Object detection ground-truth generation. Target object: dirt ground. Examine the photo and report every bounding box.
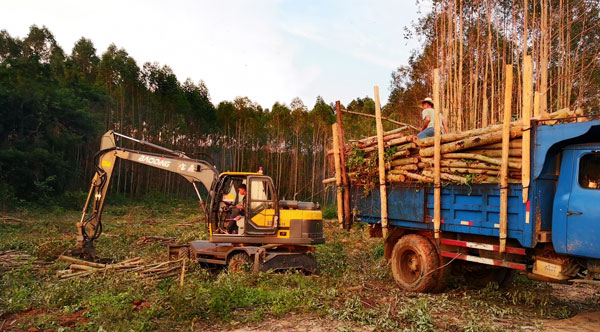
[2,207,600,331]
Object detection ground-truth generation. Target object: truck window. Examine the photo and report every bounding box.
[578,153,600,190]
[249,179,274,212]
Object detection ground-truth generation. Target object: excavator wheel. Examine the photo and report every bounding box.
[228,252,252,273]
[178,247,190,260]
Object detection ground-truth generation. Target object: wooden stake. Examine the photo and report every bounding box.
[522,55,533,203]
[500,64,513,254]
[335,101,352,230]
[374,86,389,238]
[332,123,344,229]
[433,68,442,240]
[533,92,541,117]
[179,258,186,287]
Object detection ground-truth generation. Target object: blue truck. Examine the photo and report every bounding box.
[353,118,600,292]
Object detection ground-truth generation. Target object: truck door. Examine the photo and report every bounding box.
[245,176,278,235]
[566,151,600,257]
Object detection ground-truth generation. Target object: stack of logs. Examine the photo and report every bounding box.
[56,255,184,281]
[325,108,573,186]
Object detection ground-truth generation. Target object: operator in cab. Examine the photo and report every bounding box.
[226,184,246,234]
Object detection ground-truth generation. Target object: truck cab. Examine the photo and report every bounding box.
[553,145,600,258]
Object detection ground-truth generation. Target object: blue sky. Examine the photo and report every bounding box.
[1,0,430,109]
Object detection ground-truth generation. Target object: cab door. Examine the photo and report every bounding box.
[566,150,600,258]
[245,176,278,235]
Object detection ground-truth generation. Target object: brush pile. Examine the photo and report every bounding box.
[56,255,184,281]
[0,250,49,270]
[331,109,573,187]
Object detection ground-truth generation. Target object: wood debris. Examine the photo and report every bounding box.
[56,255,184,281]
[0,250,49,270]
[136,236,177,245]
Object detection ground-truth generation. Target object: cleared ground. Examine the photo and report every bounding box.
[1,200,599,331]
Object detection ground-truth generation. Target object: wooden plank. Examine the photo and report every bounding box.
[331,123,344,229]
[500,64,513,254]
[374,86,388,238]
[522,55,533,203]
[433,68,441,240]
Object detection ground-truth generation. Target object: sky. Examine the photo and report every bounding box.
[1,0,430,109]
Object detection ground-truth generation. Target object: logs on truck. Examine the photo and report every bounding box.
[324,108,577,188]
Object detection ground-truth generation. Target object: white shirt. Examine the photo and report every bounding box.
[422,108,445,131]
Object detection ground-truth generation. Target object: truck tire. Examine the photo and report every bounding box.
[391,234,440,293]
[227,252,252,273]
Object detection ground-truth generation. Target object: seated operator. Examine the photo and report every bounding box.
[226,184,247,234]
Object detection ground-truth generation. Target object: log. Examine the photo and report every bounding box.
[387,174,406,182]
[463,148,522,158]
[419,125,522,157]
[390,157,420,167]
[374,86,389,237]
[396,170,433,183]
[322,177,336,185]
[479,139,523,149]
[422,159,501,170]
[440,153,522,169]
[357,132,404,148]
[433,68,441,240]
[424,167,500,176]
[416,121,521,147]
[362,137,416,153]
[336,101,352,230]
[331,123,344,228]
[499,64,513,253]
[391,164,418,171]
[423,170,468,184]
[59,255,106,268]
[522,55,533,203]
[390,150,410,159]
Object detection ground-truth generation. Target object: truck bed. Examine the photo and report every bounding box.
[352,183,535,248]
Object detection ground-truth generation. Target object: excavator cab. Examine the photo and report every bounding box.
[209,172,325,245]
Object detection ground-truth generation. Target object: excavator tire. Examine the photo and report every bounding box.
[228,252,252,273]
[178,247,190,260]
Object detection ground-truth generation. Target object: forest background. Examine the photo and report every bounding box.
[1,0,599,209]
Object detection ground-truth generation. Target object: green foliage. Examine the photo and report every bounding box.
[322,206,337,219]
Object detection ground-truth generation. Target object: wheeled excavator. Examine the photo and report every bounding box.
[75,131,324,273]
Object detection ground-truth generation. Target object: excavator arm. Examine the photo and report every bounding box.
[75,131,218,258]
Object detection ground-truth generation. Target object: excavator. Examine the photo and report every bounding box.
[74,131,325,273]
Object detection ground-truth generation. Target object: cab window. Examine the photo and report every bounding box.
[579,153,600,190]
[249,179,274,212]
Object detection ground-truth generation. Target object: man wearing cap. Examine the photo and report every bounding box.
[417,97,449,139]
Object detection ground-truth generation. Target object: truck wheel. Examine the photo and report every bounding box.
[228,252,252,273]
[464,267,507,288]
[391,234,440,293]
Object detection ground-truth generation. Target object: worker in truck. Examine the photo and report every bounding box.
[417,97,449,139]
[226,184,247,234]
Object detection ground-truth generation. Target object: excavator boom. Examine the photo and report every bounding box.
[76,131,218,258]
